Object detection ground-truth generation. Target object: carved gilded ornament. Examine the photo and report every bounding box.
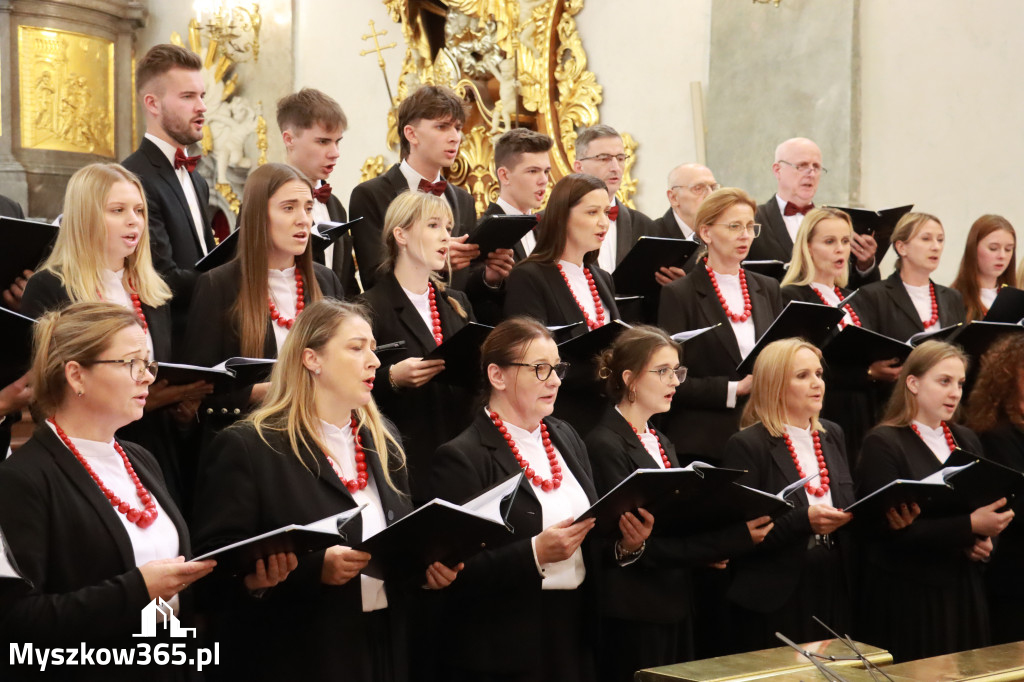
[18,26,115,157]
[367,0,638,210]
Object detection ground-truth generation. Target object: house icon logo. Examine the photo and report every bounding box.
[132,597,196,638]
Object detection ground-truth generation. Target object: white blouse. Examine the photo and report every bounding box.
[615,407,665,469]
[101,269,155,360]
[268,267,300,352]
[981,287,998,312]
[715,270,756,358]
[903,281,937,329]
[400,284,434,337]
[558,260,607,327]
[912,420,952,464]
[785,424,834,508]
[810,282,855,328]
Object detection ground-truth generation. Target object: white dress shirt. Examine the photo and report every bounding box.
[144,133,208,256]
[903,281,937,329]
[785,424,833,507]
[775,194,806,245]
[400,159,442,192]
[981,287,998,311]
[597,203,619,273]
[912,421,952,464]
[497,197,536,256]
[712,268,756,407]
[558,260,607,327]
[615,406,666,469]
[268,267,300,352]
[672,210,697,241]
[400,283,434,336]
[810,282,855,328]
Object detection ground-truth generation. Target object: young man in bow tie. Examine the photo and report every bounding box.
[751,136,878,287]
[122,43,216,342]
[277,88,358,296]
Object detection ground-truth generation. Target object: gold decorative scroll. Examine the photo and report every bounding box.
[18,26,115,157]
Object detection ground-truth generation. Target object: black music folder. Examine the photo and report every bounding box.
[612,236,700,297]
[908,321,1024,360]
[466,214,537,258]
[0,306,35,388]
[211,357,277,386]
[557,319,631,384]
[983,286,1024,323]
[822,324,913,368]
[741,260,787,280]
[0,217,59,291]
[356,472,523,581]
[736,301,846,375]
[194,507,365,577]
[576,462,742,535]
[195,229,239,272]
[153,362,237,393]
[423,321,494,387]
[827,204,914,263]
[310,217,362,260]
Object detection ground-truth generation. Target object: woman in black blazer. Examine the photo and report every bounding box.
[431,318,652,682]
[360,189,476,504]
[658,187,784,461]
[192,299,458,681]
[965,334,1024,644]
[856,341,1014,661]
[585,326,767,678]
[184,163,343,434]
[950,214,1017,323]
[722,338,856,652]
[21,162,211,508]
[0,303,214,680]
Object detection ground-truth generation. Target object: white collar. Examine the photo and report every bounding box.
[496,196,527,216]
[145,132,196,168]
[400,158,442,190]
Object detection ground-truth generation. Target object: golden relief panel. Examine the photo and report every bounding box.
[18,26,115,157]
[374,0,639,212]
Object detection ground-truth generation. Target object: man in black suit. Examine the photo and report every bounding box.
[122,44,216,345]
[652,163,718,275]
[349,85,511,291]
[573,124,683,285]
[751,137,878,288]
[277,88,358,296]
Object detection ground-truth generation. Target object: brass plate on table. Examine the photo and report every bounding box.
[18,25,115,157]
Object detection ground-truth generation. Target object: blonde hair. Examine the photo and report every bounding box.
[781,207,854,288]
[740,338,826,437]
[881,341,967,427]
[380,190,467,319]
[891,212,943,272]
[40,163,171,307]
[248,299,405,492]
[30,302,141,418]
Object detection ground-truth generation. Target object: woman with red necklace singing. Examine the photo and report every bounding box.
[21,163,212,508]
[657,187,784,461]
[585,326,772,678]
[192,299,459,681]
[950,214,1017,323]
[360,190,475,505]
[0,302,215,678]
[722,338,855,652]
[184,163,343,436]
[856,341,1014,661]
[431,318,652,682]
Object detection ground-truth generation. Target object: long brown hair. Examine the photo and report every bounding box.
[232,162,323,357]
[523,173,607,267]
[951,215,1017,322]
[965,334,1024,433]
[881,341,967,427]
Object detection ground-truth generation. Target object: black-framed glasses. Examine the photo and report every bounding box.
[89,358,158,381]
[507,362,570,381]
[671,183,720,197]
[649,366,687,384]
[577,153,630,165]
[778,159,828,175]
[709,222,761,237]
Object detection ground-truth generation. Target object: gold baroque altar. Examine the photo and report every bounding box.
[373,0,639,213]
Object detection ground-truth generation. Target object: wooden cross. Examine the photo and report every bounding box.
[360,19,397,104]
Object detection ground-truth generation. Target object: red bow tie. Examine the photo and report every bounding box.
[418,178,448,196]
[173,148,201,173]
[312,183,333,204]
[607,204,619,222]
[783,201,814,217]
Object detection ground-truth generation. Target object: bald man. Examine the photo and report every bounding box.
[654,163,719,242]
[750,137,877,287]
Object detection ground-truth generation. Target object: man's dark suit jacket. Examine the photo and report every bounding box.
[752,195,879,289]
[0,193,25,219]
[651,207,703,274]
[348,162,476,291]
[611,199,661,266]
[320,193,360,297]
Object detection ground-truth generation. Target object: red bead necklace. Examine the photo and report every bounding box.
[268,270,305,330]
[427,282,444,345]
[323,413,369,493]
[784,429,830,497]
[630,424,672,469]
[705,259,752,323]
[489,411,562,491]
[918,282,939,329]
[909,421,957,453]
[97,278,148,332]
[48,418,159,528]
[811,285,861,328]
[557,263,606,330]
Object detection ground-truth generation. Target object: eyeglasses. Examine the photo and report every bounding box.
[89,358,159,381]
[577,153,630,165]
[708,222,761,237]
[671,183,720,197]
[649,366,688,384]
[507,362,570,381]
[777,159,828,176]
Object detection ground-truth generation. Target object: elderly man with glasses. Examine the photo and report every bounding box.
[751,137,878,288]
[656,163,720,242]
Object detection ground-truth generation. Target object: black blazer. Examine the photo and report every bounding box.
[191,421,413,680]
[611,200,660,266]
[348,163,477,291]
[854,271,966,342]
[856,424,982,586]
[359,272,475,503]
[585,408,752,624]
[320,192,360,297]
[0,427,191,647]
[504,260,620,339]
[722,420,856,613]
[430,411,598,675]
[0,193,25,219]
[657,265,784,460]
[122,139,216,323]
[977,424,1024,599]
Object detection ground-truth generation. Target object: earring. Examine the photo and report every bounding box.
[627,388,637,403]
[77,390,84,397]
[314,368,321,376]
